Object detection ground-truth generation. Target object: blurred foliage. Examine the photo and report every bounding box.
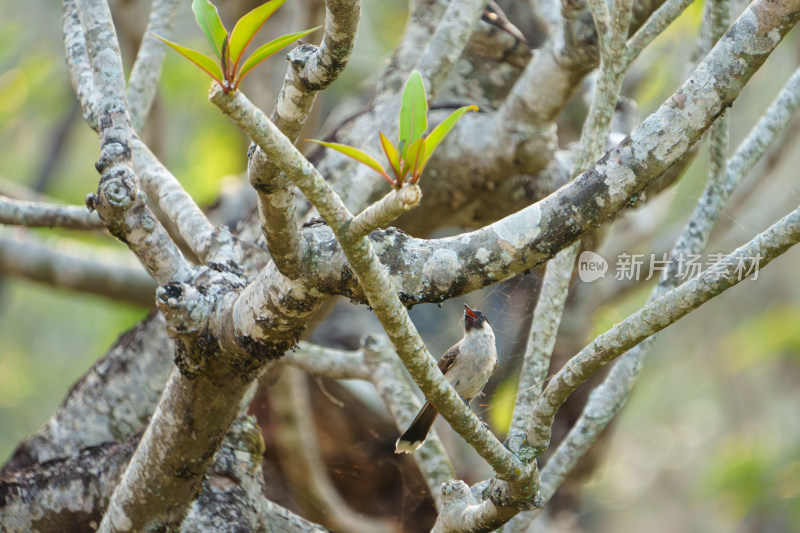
[486,374,519,438]
[718,306,800,371]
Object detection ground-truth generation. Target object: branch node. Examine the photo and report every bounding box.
[85,193,96,212]
[98,166,137,210]
[96,141,130,172]
[441,480,474,504]
[287,43,317,70]
[156,281,210,335]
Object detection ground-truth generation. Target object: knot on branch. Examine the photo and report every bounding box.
[157,282,211,335]
[440,480,474,504]
[287,43,318,71]
[97,165,138,210]
[288,43,341,92]
[95,140,130,172]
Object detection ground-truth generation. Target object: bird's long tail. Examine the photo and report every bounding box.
[395,402,438,454]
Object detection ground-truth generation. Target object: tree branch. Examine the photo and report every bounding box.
[285,340,371,380]
[271,367,395,533]
[415,0,486,92]
[0,196,104,230]
[212,88,527,483]
[537,61,800,506]
[73,0,191,284]
[63,0,97,128]
[127,0,180,132]
[496,0,597,128]
[0,230,156,306]
[0,417,329,533]
[132,137,240,271]
[625,0,696,66]
[248,0,360,279]
[348,185,422,239]
[527,202,800,454]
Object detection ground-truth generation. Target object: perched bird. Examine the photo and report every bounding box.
[395,304,498,454]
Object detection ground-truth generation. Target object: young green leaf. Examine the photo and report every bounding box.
[405,137,427,183]
[399,70,428,160]
[420,105,478,169]
[153,35,224,86]
[192,0,228,58]
[236,27,320,87]
[379,132,403,181]
[229,0,290,71]
[307,140,394,186]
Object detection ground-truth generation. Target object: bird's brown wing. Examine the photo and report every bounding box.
[438,344,459,376]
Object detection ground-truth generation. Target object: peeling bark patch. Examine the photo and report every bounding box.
[600,156,637,204]
[493,204,541,248]
[423,249,460,291]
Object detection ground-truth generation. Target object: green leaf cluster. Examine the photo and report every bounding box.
[308,70,478,189]
[155,0,318,92]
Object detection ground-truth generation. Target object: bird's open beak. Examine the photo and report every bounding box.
[464,304,479,325]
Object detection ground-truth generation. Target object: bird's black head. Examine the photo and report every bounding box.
[464,304,488,332]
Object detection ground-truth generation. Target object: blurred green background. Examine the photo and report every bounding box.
[1,1,799,531]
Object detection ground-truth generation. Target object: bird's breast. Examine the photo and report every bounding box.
[447,333,497,400]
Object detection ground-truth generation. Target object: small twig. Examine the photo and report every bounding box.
[132,138,239,270]
[127,0,180,131]
[348,185,422,239]
[0,196,104,230]
[625,0,696,66]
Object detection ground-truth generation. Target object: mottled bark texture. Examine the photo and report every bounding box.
[0,418,328,533]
